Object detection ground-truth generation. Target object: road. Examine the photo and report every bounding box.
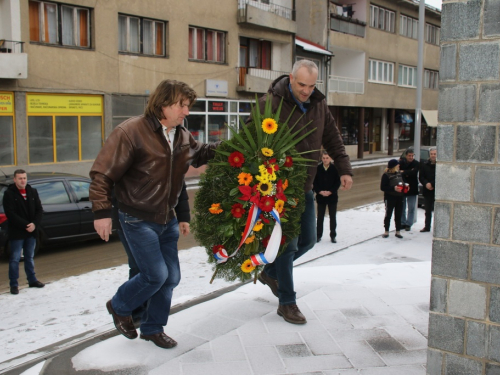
[0,164,386,294]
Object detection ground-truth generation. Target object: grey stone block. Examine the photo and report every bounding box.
[431,240,469,279]
[437,125,454,162]
[467,321,488,358]
[430,277,448,313]
[438,84,476,123]
[489,325,500,362]
[448,280,487,319]
[452,204,491,243]
[490,287,500,323]
[494,209,500,245]
[440,44,457,81]
[435,164,471,202]
[486,363,500,375]
[476,167,500,204]
[472,245,500,284]
[434,202,451,239]
[444,353,483,375]
[428,313,465,353]
[480,84,500,122]
[484,0,500,36]
[427,349,444,375]
[457,126,496,163]
[441,0,481,41]
[459,43,500,81]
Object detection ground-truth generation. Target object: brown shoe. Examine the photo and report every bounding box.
[258,271,279,298]
[140,332,177,349]
[277,304,307,324]
[106,300,137,340]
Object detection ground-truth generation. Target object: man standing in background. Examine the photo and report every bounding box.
[399,149,420,231]
[419,148,437,232]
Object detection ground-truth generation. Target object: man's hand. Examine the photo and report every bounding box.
[179,222,190,236]
[340,175,353,191]
[26,223,36,233]
[320,191,332,197]
[426,182,434,190]
[94,218,113,242]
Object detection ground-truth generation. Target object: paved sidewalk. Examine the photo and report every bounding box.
[9,223,432,375]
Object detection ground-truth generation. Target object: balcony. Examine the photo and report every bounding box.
[237,67,287,94]
[0,40,27,79]
[329,75,364,94]
[237,0,296,34]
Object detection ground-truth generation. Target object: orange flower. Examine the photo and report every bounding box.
[238,172,253,186]
[241,259,255,273]
[275,199,284,213]
[283,179,289,190]
[262,118,278,134]
[244,235,255,244]
[209,203,223,214]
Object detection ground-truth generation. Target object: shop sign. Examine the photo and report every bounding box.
[27,94,102,113]
[0,93,14,114]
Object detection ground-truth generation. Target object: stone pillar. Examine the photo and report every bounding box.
[426,0,500,374]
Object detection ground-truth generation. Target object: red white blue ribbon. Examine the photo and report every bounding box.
[213,248,229,263]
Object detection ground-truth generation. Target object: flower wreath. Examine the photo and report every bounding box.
[191,97,316,282]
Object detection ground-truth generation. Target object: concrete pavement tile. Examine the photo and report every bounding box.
[301,289,338,303]
[314,309,354,330]
[265,318,325,333]
[414,323,429,338]
[361,298,397,316]
[377,287,430,307]
[282,354,352,372]
[211,334,247,362]
[383,325,428,350]
[185,314,242,340]
[181,360,252,375]
[237,318,269,335]
[354,365,425,374]
[337,341,385,367]
[276,343,312,358]
[217,299,274,322]
[245,345,286,375]
[305,298,354,310]
[377,349,427,366]
[148,358,182,375]
[329,328,390,342]
[301,330,343,355]
[391,304,429,326]
[323,370,360,374]
[323,288,377,303]
[348,315,408,329]
[178,348,214,363]
[340,307,371,318]
[240,331,303,347]
[295,301,319,321]
[366,337,406,352]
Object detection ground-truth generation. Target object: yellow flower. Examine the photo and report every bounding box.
[253,220,264,232]
[275,199,284,213]
[255,173,270,183]
[238,172,253,186]
[261,147,274,157]
[262,118,278,134]
[268,171,277,181]
[244,235,255,244]
[257,182,273,196]
[209,203,223,214]
[241,259,255,273]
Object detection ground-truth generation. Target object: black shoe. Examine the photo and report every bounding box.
[395,233,403,239]
[405,226,411,231]
[10,286,19,295]
[331,238,337,243]
[258,271,279,298]
[140,332,177,349]
[382,233,389,238]
[29,281,45,288]
[316,238,321,243]
[420,228,431,232]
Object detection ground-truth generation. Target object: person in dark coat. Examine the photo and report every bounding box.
[399,149,420,231]
[3,169,45,295]
[419,147,437,232]
[313,151,341,243]
[380,159,404,239]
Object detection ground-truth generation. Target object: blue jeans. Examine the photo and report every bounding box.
[9,236,37,287]
[263,190,316,305]
[401,195,417,227]
[113,211,181,336]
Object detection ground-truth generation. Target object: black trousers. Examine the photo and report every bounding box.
[424,195,435,229]
[384,196,403,231]
[316,201,338,240]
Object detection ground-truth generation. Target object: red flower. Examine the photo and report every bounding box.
[259,213,270,224]
[276,180,287,202]
[228,151,245,168]
[231,203,245,218]
[238,185,252,201]
[212,244,224,254]
[280,236,286,245]
[259,196,275,212]
[284,156,293,168]
[262,235,270,248]
[279,207,286,218]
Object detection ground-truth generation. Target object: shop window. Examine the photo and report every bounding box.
[118,14,166,56]
[341,108,359,146]
[29,0,90,48]
[189,27,226,63]
[0,93,15,166]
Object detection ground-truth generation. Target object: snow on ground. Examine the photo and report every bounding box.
[0,201,425,366]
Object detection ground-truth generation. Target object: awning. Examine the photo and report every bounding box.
[295,37,333,56]
[422,110,438,127]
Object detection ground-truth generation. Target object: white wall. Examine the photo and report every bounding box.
[331,48,365,79]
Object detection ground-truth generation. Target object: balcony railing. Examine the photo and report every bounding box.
[329,75,364,94]
[238,67,287,86]
[0,39,25,53]
[238,0,295,21]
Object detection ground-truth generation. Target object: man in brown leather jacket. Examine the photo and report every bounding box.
[89,80,218,349]
[257,60,353,325]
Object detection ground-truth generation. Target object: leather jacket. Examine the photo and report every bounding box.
[90,115,218,224]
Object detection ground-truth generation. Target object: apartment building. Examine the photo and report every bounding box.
[0,0,295,177]
[296,0,441,159]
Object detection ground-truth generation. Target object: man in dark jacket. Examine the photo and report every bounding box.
[313,152,341,243]
[256,59,353,325]
[90,80,218,349]
[399,149,420,231]
[3,169,45,295]
[419,147,437,232]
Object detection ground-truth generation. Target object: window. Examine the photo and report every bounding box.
[398,64,417,88]
[426,23,440,45]
[0,92,15,166]
[400,15,418,39]
[118,14,166,56]
[189,27,226,63]
[368,59,394,84]
[424,69,439,89]
[33,181,71,204]
[239,37,271,69]
[69,180,90,202]
[369,4,395,33]
[29,1,90,48]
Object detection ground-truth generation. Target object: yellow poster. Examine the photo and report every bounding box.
[27,94,102,114]
[0,92,14,114]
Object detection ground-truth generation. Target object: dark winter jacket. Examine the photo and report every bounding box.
[3,184,43,240]
[313,163,341,204]
[419,159,436,198]
[381,172,404,199]
[257,75,352,192]
[399,159,420,196]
